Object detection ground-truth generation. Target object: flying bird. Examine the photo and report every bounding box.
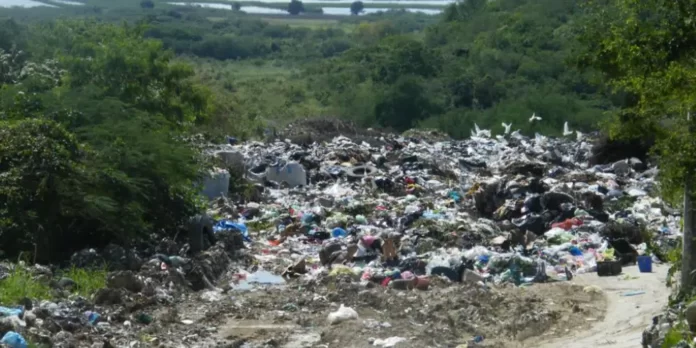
[576,130,585,142]
[529,113,542,123]
[501,122,512,135]
[471,123,491,138]
[563,122,573,136]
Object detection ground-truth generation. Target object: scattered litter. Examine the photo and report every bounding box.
[327,304,359,325]
[621,290,646,297]
[373,336,408,347]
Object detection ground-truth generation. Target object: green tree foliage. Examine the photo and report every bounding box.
[0,119,89,262]
[350,1,364,15]
[576,0,696,293]
[305,0,610,134]
[576,0,696,200]
[0,20,210,262]
[288,0,305,15]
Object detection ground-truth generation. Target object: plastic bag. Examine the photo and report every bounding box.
[327,304,358,325]
[1,331,27,348]
[0,306,23,317]
[214,220,251,242]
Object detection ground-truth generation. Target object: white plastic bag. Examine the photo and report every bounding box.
[327,304,358,325]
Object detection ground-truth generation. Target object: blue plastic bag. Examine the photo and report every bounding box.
[301,213,314,226]
[568,246,583,256]
[448,190,461,202]
[84,311,101,325]
[214,220,252,242]
[332,227,347,238]
[0,306,23,317]
[1,331,28,348]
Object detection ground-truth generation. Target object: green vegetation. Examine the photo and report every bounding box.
[0,19,210,262]
[0,264,107,305]
[0,0,680,260]
[577,0,696,295]
[63,266,108,298]
[0,267,52,305]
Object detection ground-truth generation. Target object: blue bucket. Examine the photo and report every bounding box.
[637,255,653,273]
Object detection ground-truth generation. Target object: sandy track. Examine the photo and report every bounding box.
[534,264,669,348]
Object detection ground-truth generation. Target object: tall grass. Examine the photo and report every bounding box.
[0,266,51,305]
[63,265,108,298]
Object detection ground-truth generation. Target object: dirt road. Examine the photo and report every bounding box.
[534,264,670,348]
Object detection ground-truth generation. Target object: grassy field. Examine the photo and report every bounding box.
[187,59,298,83]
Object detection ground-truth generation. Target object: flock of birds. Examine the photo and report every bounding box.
[470,112,584,142]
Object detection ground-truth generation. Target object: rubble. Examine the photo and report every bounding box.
[0,123,682,347]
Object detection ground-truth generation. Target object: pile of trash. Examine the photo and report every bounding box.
[204,127,677,290]
[0,124,682,347]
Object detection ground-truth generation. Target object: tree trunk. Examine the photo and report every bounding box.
[683,112,696,291]
[682,179,696,291]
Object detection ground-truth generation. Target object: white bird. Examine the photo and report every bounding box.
[471,123,491,138]
[529,112,542,123]
[563,122,573,136]
[501,122,512,135]
[510,129,522,138]
[576,130,584,142]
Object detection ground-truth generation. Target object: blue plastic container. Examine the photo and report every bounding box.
[637,255,653,273]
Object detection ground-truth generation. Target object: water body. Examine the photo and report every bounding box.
[168,1,232,9]
[168,1,442,15]
[51,0,84,5]
[254,0,453,5]
[0,0,56,7]
[322,6,441,15]
[241,5,287,14]
[232,269,286,291]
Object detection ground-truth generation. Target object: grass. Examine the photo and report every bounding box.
[187,58,297,83]
[62,265,108,298]
[0,266,51,306]
[0,265,107,306]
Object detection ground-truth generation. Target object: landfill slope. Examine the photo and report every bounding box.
[0,123,679,348]
[209,275,607,348]
[534,264,669,348]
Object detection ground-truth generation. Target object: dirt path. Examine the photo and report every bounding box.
[534,264,670,348]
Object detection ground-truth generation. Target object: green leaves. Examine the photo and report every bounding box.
[0,20,212,261]
[577,0,696,198]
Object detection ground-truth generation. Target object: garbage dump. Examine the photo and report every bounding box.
[0,122,680,347]
[206,128,676,287]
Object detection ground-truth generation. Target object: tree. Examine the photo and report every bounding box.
[41,20,212,127]
[577,0,696,291]
[0,119,91,263]
[0,20,212,262]
[140,0,154,9]
[232,2,241,11]
[350,1,364,15]
[374,75,441,131]
[287,0,304,15]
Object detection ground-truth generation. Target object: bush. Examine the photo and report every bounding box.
[140,0,154,9]
[0,21,212,262]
